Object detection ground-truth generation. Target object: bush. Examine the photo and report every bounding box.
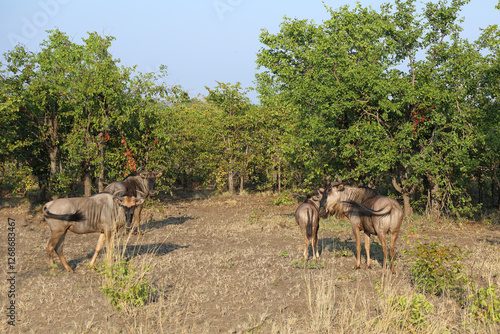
[97,259,155,311]
[468,285,500,323]
[389,293,434,330]
[0,162,35,196]
[271,192,293,206]
[405,242,469,298]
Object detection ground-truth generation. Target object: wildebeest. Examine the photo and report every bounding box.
[103,167,163,235]
[295,189,323,260]
[319,177,403,273]
[43,192,144,272]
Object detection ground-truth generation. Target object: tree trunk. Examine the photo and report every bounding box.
[427,174,441,217]
[97,132,105,192]
[84,171,92,197]
[83,163,92,197]
[277,161,281,194]
[48,146,59,195]
[492,169,500,210]
[49,147,58,175]
[392,176,414,217]
[228,169,234,194]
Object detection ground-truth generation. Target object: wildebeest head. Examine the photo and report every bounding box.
[138,166,163,196]
[319,176,344,218]
[307,188,324,207]
[113,194,145,229]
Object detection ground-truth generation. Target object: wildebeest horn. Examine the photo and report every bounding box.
[337,174,342,184]
[154,166,164,175]
[137,166,144,173]
[112,190,125,198]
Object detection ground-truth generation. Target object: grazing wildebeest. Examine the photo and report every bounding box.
[319,177,403,273]
[43,192,144,272]
[103,167,163,235]
[295,188,323,260]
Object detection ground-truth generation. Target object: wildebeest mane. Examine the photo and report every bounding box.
[44,210,85,222]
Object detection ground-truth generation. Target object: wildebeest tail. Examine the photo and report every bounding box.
[44,209,84,221]
[342,200,391,216]
[306,209,313,238]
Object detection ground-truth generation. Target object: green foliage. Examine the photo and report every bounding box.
[97,260,154,311]
[0,162,35,196]
[278,251,289,258]
[2,1,500,211]
[405,242,469,297]
[389,293,434,330]
[255,0,500,215]
[469,285,500,323]
[271,192,294,206]
[249,210,261,225]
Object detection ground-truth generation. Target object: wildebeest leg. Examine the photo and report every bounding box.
[46,229,73,272]
[303,234,310,260]
[390,232,399,274]
[104,230,114,265]
[312,227,319,260]
[89,233,105,268]
[352,226,362,270]
[133,204,143,235]
[364,233,371,269]
[377,232,389,272]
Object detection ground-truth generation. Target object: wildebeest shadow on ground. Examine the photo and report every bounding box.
[482,237,500,246]
[143,216,193,231]
[318,237,386,267]
[68,243,188,271]
[118,243,189,259]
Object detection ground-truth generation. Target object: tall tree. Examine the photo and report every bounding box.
[205,82,254,194]
[256,0,492,216]
[2,30,77,198]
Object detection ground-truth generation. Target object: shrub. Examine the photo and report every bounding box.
[389,293,434,330]
[468,285,500,323]
[98,259,155,311]
[271,192,293,206]
[0,162,35,196]
[405,242,469,298]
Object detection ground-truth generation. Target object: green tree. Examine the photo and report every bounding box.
[256,0,495,216]
[205,82,255,193]
[2,30,77,198]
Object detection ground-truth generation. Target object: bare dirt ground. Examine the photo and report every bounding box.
[1,190,500,333]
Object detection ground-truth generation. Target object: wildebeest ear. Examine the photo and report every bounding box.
[338,184,344,191]
[135,197,145,205]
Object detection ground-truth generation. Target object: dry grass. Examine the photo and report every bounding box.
[1,192,500,333]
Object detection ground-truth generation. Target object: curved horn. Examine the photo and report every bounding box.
[337,174,342,184]
[112,190,125,201]
[137,166,144,173]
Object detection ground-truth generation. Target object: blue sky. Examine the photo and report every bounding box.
[1,0,499,103]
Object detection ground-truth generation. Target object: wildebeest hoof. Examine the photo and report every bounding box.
[354,265,361,270]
